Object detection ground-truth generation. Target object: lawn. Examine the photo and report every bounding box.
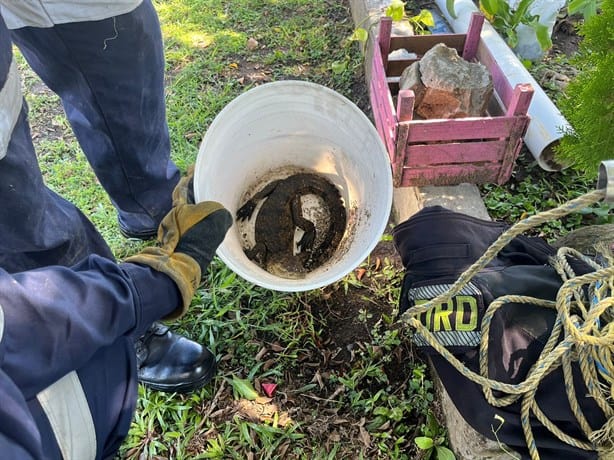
[17,0,610,459]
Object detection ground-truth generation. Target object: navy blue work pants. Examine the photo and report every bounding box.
[0,17,113,271]
[0,0,179,272]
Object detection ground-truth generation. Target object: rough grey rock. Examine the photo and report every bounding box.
[388,48,417,60]
[398,61,425,107]
[399,43,493,119]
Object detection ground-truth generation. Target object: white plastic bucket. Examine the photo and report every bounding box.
[194,80,393,292]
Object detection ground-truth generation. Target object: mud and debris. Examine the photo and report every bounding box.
[236,168,347,278]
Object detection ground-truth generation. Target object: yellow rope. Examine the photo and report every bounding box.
[398,189,614,459]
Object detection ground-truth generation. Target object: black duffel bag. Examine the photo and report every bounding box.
[392,206,610,460]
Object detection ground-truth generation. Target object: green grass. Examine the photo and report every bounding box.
[157,0,363,170]
[19,0,441,458]
[18,0,606,458]
[480,150,611,241]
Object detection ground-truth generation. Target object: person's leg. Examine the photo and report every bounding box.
[10,0,180,238]
[1,9,215,393]
[0,16,114,272]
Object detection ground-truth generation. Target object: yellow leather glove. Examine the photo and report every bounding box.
[126,200,232,319]
[172,164,196,207]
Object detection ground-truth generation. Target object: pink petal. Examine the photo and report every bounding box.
[261,383,277,397]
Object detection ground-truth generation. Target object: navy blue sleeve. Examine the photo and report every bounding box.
[0,369,41,460]
[0,254,181,398]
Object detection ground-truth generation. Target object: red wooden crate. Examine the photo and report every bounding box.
[370,13,534,187]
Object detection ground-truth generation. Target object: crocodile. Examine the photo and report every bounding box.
[236,172,347,277]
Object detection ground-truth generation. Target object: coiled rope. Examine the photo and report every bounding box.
[399,189,613,459]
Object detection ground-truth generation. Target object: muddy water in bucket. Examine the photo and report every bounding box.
[194,81,393,292]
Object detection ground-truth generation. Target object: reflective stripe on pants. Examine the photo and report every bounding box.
[37,372,97,460]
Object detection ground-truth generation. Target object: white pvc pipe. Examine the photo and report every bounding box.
[598,160,614,202]
[434,0,571,171]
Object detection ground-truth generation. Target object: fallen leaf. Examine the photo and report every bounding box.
[277,442,290,457]
[234,398,293,427]
[310,370,324,390]
[255,346,268,361]
[359,426,371,448]
[355,267,366,280]
[262,358,276,370]
[377,421,390,431]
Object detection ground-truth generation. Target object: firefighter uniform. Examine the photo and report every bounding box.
[0,0,179,274]
[0,196,232,459]
[0,257,182,459]
[393,206,609,460]
[0,0,219,396]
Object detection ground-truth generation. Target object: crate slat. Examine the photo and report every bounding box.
[399,163,504,187]
[390,34,466,56]
[403,140,508,166]
[370,42,397,157]
[404,117,527,143]
[387,59,420,76]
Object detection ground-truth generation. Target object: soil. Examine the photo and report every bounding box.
[312,233,404,349]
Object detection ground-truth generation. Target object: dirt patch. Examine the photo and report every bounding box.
[551,16,582,57]
[307,230,408,387]
[315,236,403,346]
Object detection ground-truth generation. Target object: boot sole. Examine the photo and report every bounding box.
[139,360,217,393]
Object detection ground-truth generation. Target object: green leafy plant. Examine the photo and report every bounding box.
[567,0,604,20]
[228,376,259,400]
[479,0,551,50]
[446,0,552,51]
[415,411,456,460]
[555,0,613,173]
[578,202,614,224]
[350,0,435,47]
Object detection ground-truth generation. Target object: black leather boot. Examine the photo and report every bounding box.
[135,322,217,393]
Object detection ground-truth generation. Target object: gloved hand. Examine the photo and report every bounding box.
[172,164,196,206]
[126,200,232,319]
